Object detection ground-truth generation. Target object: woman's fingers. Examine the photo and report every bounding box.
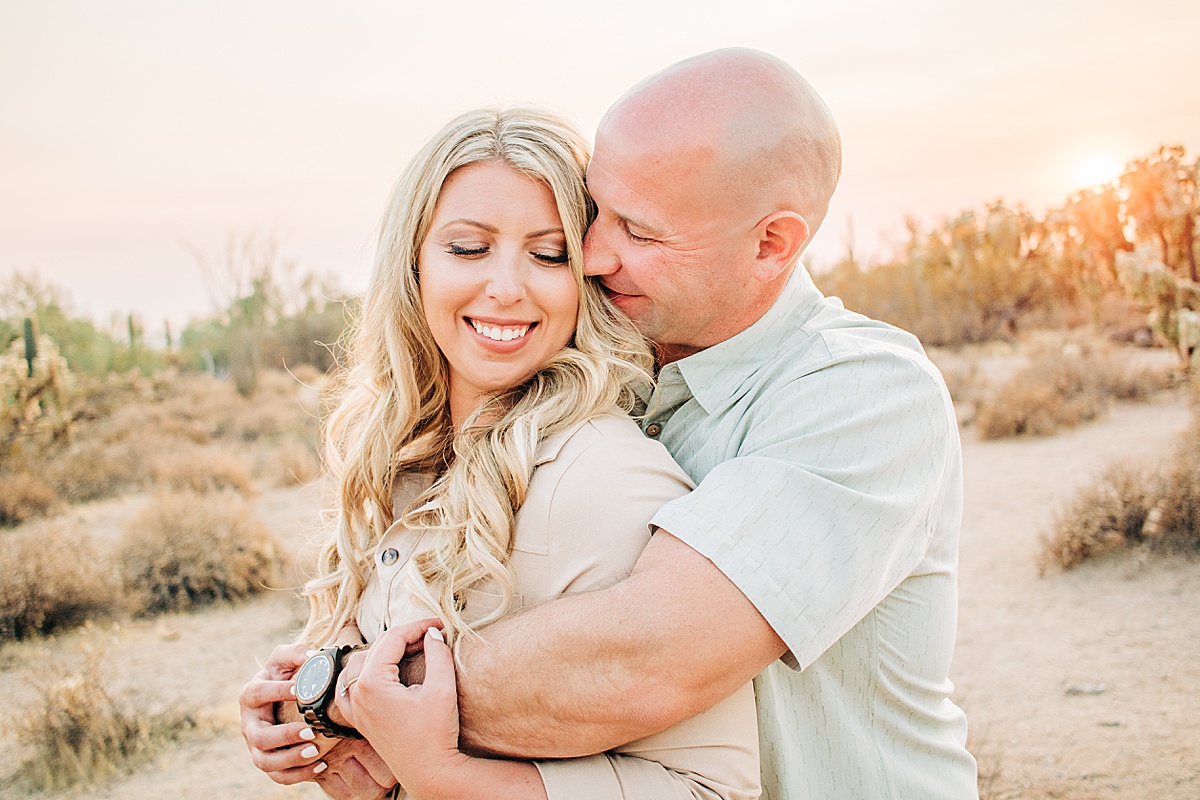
[362,618,442,675]
[239,677,295,712]
[263,641,310,680]
[420,627,458,699]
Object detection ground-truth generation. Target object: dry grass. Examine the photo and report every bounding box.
[1041,422,1200,570]
[976,340,1179,439]
[0,471,58,525]
[14,645,195,791]
[2,368,321,525]
[118,490,284,614]
[149,446,255,495]
[270,439,321,486]
[0,522,117,641]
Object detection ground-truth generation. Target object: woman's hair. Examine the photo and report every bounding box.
[302,106,653,648]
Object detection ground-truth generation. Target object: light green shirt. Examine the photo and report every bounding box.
[643,266,978,800]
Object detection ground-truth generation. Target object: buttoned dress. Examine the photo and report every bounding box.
[355,411,761,800]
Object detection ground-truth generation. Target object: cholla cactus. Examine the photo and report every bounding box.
[1117,243,1200,361]
[1179,309,1200,370]
[1,333,72,452]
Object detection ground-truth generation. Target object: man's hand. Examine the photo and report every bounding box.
[239,642,335,783]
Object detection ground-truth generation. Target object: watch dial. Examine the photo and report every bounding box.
[296,654,334,703]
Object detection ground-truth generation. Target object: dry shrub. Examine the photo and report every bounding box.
[150,447,255,494]
[43,439,142,503]
[1153,422,1200,548]
[1042,425,1200,570]
[976,341,1179,439]
[272,439,321,486]
[0,523,117,641]
[0,471,58,525]
[1039,462,1158,571]
[118,490,283,614]
[15,646,193,790]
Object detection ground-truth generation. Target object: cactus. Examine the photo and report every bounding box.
[23,317,37,378]
[164,319,173,351]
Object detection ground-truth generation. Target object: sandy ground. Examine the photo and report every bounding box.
[0,393,1196,799]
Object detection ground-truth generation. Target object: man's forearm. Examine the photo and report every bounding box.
[452,531,786,759]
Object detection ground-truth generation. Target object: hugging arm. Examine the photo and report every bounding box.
[358,421,766,799]
[456,528,786,758]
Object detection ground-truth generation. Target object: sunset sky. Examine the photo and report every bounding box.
[2,0,1198,336]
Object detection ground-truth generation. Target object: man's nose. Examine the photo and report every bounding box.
[487,254,527,305]
[582,222,618,277]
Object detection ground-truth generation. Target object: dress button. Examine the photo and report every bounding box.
[380,548,399,566]
[645,423,662,437]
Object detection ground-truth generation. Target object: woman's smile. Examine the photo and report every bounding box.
[466,316,537,344]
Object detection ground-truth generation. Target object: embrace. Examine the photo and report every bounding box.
[239,48,979,800]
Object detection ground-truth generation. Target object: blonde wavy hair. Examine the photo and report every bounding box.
[302,107,653,648]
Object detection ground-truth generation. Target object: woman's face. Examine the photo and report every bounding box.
[418,160,579,422]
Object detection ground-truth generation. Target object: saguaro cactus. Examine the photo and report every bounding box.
[23,317,37,378]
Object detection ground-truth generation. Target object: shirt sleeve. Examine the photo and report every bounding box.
[527,416,761,800]
[650,349,957,671]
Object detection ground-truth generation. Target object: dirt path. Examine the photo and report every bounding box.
[0,395,1196,799]
[954,395,1200,799]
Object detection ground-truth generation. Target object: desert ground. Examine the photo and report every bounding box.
[0,371,1196,799]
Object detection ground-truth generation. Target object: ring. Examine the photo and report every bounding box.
[337,676,359,697]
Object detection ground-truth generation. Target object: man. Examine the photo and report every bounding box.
[242,47,978,799]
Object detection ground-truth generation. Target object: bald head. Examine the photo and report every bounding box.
[599,48,842,247]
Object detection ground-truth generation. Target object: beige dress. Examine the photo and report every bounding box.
[355,411,760,800]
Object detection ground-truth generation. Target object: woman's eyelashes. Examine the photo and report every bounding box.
[447,243,488,257]
[444,242,569,265]
[531,249,569,265]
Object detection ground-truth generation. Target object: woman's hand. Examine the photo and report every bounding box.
[238,642,337,783]
[344,622,467,798]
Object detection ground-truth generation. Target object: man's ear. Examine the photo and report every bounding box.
[751,211,809,283]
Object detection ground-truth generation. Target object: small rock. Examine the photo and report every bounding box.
[1066,684,1106,696]
[1099,721,1122,727]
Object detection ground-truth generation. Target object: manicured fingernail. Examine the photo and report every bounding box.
[313,761,328,775]
[306,649,317,657]
[301,745,319,759]
[289,685,296,696]
[428,627,445,643]
[299,727,315,741]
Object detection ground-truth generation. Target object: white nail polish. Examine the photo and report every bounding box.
[301,745,319,759]
[289,685,296,696]
[428,627,445,643]
[299,727,315,741]
[313,762,328,775]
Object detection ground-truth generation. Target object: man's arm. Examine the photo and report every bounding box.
[454,529,786,758]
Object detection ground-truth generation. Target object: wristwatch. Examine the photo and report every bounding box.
[294,645,365,739]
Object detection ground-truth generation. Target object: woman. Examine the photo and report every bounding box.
[289,107,759,799]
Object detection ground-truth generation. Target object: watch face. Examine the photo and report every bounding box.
[295,653,335,704]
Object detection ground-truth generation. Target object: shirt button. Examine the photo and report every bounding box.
[645,423,662,437]
[380,548,399,566]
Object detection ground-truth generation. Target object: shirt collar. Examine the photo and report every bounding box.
[662,264,826,415]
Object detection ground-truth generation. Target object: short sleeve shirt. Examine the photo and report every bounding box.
[642,267,978,800]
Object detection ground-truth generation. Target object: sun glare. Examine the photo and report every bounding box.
[1075,155,1122,188]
